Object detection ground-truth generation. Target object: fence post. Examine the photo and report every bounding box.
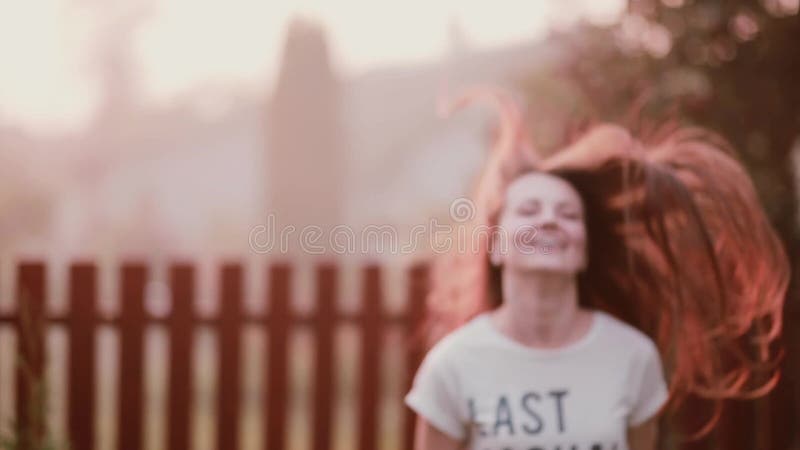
[15,262,46,449]
[403,262,428,450]
[265,263,291,450]
[117,264,146,450]
[217,263,243,450]
[68,263,97,450]
[312,263,336,450]
[167,264,194,450]
[358,264,382,450]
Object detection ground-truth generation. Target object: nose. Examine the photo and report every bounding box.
[535,207,561,231]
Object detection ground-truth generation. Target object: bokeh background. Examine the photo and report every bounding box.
[0,0,798,449]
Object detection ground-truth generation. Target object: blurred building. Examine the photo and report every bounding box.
[1,18,563,261]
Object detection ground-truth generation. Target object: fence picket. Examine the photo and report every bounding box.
[403,262,427,450]
[218,263,243,450]
[15,262,46,446]
[265,263,291,450]
[117,264,146,450]
[167,264,194,450]
[313,264,336,450]
[67,263,97,450]
[358,264,382,450]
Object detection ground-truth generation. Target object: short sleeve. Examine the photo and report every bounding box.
[403,345,467,441]
[628,341,669,426]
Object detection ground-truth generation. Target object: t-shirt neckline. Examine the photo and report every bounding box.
[476,309,604,358]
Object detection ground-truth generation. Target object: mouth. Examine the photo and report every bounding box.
[537,237,568,252]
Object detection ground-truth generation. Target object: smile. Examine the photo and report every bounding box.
[538,239,568,251]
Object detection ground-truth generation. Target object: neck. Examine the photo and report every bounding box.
[492,268,586,348]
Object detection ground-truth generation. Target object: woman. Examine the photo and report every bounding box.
[404,93,789,450]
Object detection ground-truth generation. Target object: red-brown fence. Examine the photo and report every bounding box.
[0,261,794,450]
[0,261,429,450]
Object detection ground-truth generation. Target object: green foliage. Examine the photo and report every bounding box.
[0,291,69,450]
[0,375,68,450]
[523,0,800,250]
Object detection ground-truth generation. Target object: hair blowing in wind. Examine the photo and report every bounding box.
[417,89,790,438]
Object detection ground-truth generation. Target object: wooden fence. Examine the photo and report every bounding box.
[0,261,794,450]
[0,261,429,450]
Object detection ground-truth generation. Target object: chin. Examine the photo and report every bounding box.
[514,255,583,274]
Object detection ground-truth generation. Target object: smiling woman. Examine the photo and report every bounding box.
[490,173,588,274]
[405,91,789,450]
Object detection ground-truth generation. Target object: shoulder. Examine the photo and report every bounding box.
[420,314,489,368]
[596,310,660,356]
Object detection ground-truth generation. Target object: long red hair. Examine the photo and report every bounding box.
[419,89,790,437]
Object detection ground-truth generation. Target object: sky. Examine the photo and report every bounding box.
[0,0,625,134]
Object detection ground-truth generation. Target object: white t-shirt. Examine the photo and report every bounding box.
[404,309,669,450]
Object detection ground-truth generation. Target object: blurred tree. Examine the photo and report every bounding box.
[625,0,799,255]
[522,1,799,448]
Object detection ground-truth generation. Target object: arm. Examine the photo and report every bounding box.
[627,414,659,450]
[413,415,466,450]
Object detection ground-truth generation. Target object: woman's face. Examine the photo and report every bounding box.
[491,172,587,274]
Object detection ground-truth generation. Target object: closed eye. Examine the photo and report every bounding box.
[516,200,541,216]
[517,206,539,216]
